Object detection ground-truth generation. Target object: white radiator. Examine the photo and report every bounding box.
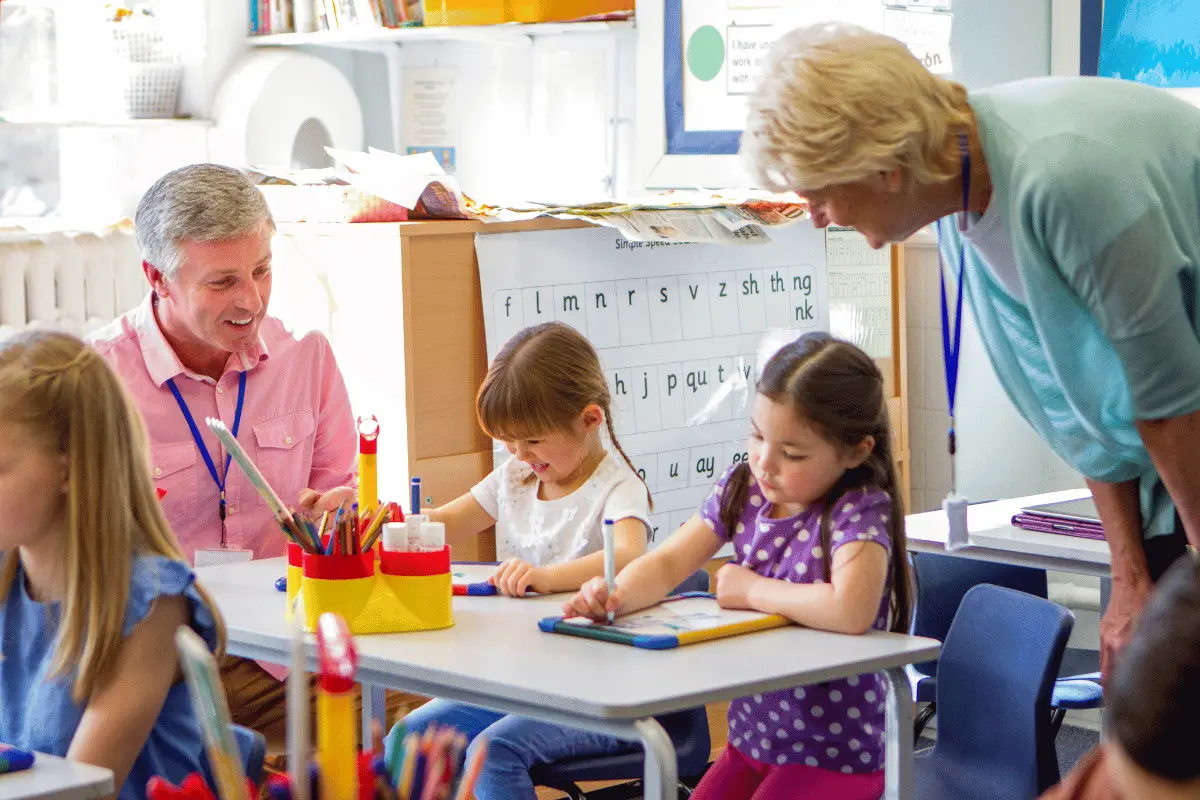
[0,224,146,340]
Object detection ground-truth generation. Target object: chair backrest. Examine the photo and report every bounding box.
[670,569,710,595]
[910,552,1048,677]
[199,724,266,789]
[932,584,1073,796]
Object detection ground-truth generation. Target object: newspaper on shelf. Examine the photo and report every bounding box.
[250,148,810,243]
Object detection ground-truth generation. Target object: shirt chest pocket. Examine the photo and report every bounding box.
[252,410,316,508]
[150,442,199,522]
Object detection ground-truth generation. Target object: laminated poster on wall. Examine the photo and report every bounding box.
[475,224,831,550]
[402,68,460,175]
[676,0,952,135]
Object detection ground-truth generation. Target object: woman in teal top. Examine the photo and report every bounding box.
[741,23,1200,679]
[0,331,226,800]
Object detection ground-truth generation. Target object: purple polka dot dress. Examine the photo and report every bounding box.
[700,467,894,774]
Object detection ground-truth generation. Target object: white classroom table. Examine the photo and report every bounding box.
[0,753,114,800]
[906,489,1110,578]
[198,558,940,800]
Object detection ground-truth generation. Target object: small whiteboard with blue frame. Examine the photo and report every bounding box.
[538,593,790,650]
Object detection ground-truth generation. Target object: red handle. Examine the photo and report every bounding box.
[357,416,380,454]
[316,612,358,693]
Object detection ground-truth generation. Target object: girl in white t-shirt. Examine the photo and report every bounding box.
[385,321,651,799]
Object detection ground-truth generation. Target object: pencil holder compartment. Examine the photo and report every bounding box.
[377,546,454,631]
[299,547,454,635]
[286,542,305,620]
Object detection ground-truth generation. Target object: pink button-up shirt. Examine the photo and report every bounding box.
[90,293,356,564]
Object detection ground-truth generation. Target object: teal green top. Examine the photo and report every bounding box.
[937,76,1200,539]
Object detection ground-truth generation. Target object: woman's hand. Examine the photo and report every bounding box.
[1100,578,1152,681]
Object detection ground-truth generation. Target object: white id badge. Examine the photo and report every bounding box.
[194,548,254,568]
[943,493,970,551]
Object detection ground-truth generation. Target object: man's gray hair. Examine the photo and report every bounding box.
[135,164,275,280]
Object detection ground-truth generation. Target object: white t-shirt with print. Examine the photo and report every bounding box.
[470,453,651,565]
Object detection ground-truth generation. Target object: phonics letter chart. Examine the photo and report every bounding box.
[477,224,832,545]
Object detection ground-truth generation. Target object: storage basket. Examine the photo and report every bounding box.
[109,21,174,63]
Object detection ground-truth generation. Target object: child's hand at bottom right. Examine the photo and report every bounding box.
[562,577,625,621]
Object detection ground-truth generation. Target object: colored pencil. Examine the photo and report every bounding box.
[326,507,343,556]
[397,732,419,799]
[360,505,393,552]
[452,737,487,800]
[206,418,291,522]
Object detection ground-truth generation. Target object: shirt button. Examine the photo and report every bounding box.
[285,436,293,444]
[217,385,225,394]
[154,467,162,476]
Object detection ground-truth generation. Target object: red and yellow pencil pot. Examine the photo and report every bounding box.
[288,543,454,635]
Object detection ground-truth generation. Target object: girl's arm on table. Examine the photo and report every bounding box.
[722,540,889,635]
[426,493,497,543]
[530,517,648,594]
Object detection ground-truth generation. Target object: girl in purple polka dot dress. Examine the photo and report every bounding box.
[564,333,914,800]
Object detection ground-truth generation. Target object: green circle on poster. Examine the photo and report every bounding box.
[687,25,725,82]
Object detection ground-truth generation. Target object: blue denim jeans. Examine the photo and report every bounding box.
[384,698,630,800]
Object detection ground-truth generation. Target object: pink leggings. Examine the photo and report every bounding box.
[690,744,885,800]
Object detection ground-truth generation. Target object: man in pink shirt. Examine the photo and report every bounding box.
[90,164,415,754]
[91,164,355,564]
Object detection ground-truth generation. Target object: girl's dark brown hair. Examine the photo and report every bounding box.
[476,322,649,501]
[1108,555,1200,782]
[718,332,913,633]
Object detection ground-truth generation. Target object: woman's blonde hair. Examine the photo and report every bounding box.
[477,322,650,502]
[0,331,226,703]
[742,22,973,192]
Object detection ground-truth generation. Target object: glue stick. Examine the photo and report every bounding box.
[406,513,428,551]
[420,521,445,552]
[382,522,408,552]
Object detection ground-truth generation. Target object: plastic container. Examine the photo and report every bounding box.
[506,0,629,23]
[420,0,507,27]
[286,541,305,618]
[293,544,454,635]
[120,61,183,118]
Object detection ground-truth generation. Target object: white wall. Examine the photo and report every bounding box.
[904,237,1086,514]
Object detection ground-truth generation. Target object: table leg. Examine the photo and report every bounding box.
[633,717,678,800]
[883,667,914,800]
[361,682,387,746]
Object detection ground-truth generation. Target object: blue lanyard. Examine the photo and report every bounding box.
[166,371,247,547]
[937,134,970,493]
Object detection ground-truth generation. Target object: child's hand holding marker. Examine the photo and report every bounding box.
[562,576,626,622]
[489,558,548,597]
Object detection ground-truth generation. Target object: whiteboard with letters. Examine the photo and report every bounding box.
[475,224,829,546]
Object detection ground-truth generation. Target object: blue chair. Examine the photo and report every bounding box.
[231,724,267,784]
[530,570,714,800]
[909,552,1104,738]
[915,584,1074,799]
[202,724,267,787]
